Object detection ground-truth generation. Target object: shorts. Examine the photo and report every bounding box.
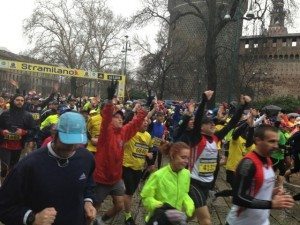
[95,180,125,204]
[0,148,22,167]
[189,179,210,208]
[271,157,286,176]
[122,166,143,195]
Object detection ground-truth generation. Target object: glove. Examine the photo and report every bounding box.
[107,80,118,100]
[165,209,187,225]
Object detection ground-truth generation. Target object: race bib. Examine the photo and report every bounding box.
[133,143,149,158]
[198,159,217,174]
[4,133,21,141]
[152,137,162,148]
[31,113,40,120]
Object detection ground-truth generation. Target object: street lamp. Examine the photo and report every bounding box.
[121,35,131,76]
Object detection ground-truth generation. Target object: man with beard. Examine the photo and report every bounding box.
[0,94,35,183]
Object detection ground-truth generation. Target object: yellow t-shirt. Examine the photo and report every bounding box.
[225,136,255,172]
[86,114,102,153]
[123,131,153,171]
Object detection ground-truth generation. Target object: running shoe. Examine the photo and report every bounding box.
[125,216,136,225]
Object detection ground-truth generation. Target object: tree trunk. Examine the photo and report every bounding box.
[205,0,217,109]
[70,77,77,97]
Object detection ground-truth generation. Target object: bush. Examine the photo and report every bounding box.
[128,89,147,100]
[253,96,300,113]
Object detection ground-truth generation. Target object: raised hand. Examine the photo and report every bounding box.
[204,90,214,101]
[10,79,19,88]
[107,80,118,100]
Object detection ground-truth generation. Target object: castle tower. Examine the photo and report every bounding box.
[268,0,288,35]
[166,0,247,101]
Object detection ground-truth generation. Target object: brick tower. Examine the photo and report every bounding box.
[166,0,247,102]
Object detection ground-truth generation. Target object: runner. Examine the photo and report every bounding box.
[0,111,97,225]
[226,125,295,225]
[0,93,36,183]
[93,80,147,224]
[122,116,153,225]
[188,92,251,225]
[140,142,195,225]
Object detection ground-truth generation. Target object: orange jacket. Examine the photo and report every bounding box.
[94,103,147,184]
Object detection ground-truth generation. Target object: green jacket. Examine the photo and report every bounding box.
[40,114,59,130]
[140,164,195,221]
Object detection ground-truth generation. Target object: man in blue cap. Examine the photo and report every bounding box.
[0,112,97,225]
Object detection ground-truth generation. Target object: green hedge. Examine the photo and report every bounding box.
[253,96,300,113]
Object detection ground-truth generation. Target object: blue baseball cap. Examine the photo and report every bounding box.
[56,112,87,144]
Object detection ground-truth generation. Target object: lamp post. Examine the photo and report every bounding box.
[122,35,131,76]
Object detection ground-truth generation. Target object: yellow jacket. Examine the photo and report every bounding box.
[86,114,102,152]
[141,164,195,221]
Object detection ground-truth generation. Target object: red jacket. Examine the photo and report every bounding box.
[94,103,147,184]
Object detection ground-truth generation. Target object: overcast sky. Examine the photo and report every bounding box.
[0,0,299,54]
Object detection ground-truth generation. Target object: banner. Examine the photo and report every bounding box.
[0,59,126,98]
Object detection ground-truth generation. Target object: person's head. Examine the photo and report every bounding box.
[160,142,190,172]
[184,115,195,130]
[68,98,77,107]
[11,94,25,109]
[91,97,100,107]
[53,112,87,157]
[201,116,215,136]
[49,100,59,110]
[254,125,279,157]
[112,110,124,129]
[156,112,165,123]
[139,117,150,132]
[31,96,40,105]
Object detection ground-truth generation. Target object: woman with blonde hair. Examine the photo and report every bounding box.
[141,142,195,225]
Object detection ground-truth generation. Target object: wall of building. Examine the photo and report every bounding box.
[239,35,300,99]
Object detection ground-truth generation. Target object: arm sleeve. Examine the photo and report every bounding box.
[254,114,266,127]
[97,103,114,145]
[140,173,163,212]
[39,93,55,109]
[232,122,248,140]
[0,163,31,225]
[216,104,247,140]
[232,158,272,209]
[245,127,254,148]
[122,110,147,142]
[83,153,96,202]
[23,114,37,142]
[190,94,208,146]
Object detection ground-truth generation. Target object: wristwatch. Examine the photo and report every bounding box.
[26,211,35,225]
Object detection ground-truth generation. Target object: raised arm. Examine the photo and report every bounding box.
[190,90,214,146]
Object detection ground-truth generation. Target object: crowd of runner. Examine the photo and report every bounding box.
[0,79,299,225]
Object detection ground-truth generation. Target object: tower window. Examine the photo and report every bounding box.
[292,38,297,47]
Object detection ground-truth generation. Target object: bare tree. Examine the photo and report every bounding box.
[134,23,194,99]
[23,0,126,96]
